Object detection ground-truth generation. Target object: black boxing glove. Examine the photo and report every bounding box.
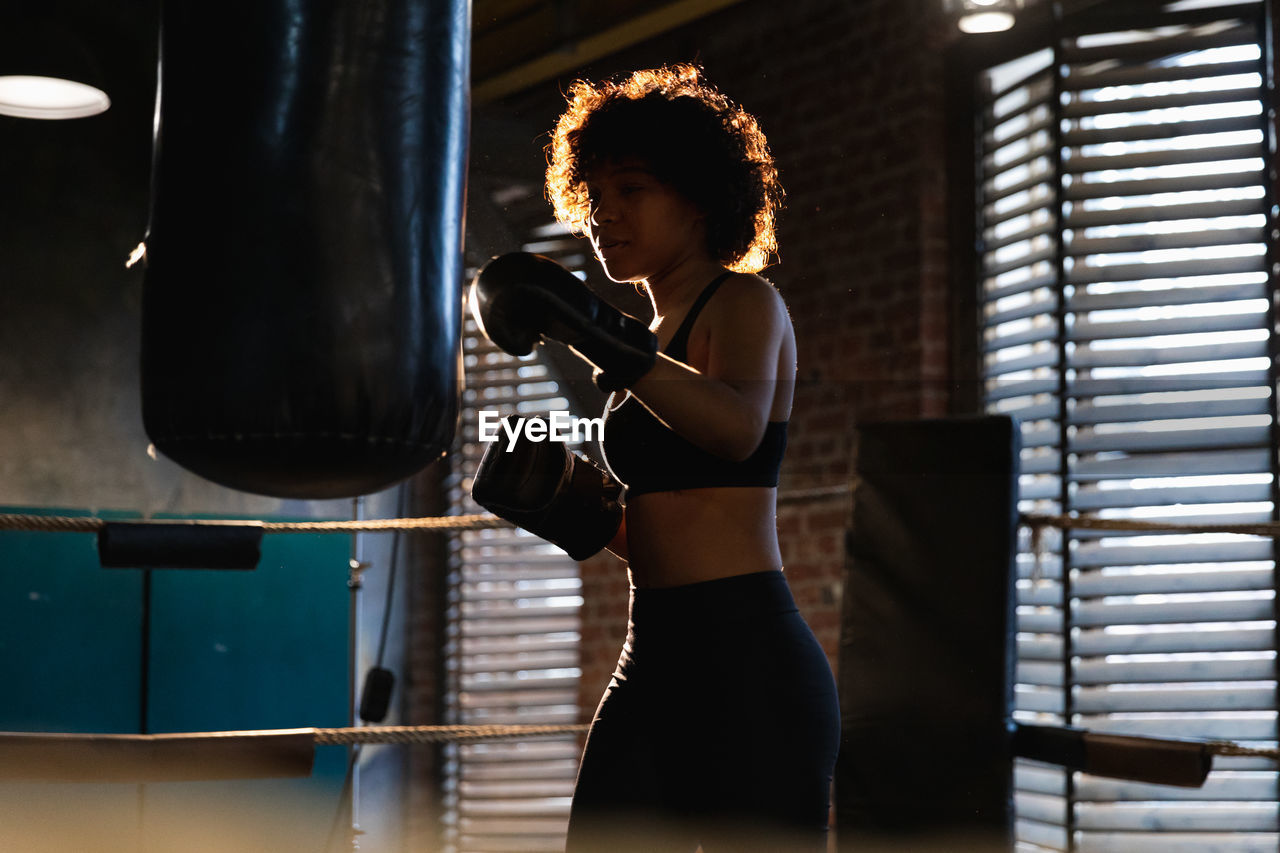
[470,252,657,391]
[471,418,623,561]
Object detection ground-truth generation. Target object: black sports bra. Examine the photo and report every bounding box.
[601,273,788,496]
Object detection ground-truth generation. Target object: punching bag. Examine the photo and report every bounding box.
[141,0,468,499]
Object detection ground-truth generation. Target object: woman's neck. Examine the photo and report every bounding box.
[643,255,727,322]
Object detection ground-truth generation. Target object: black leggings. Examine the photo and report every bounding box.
[566,570,840,852]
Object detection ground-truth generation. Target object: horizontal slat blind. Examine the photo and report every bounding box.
[444,192,589,853]
[978,3,1277,851]
[980,42,1069,848]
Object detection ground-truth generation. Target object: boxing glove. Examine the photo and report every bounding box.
[471,418,623,560]
[470,252,657,391]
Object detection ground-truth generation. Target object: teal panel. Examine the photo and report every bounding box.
[146,525,351,733]
[0,507,144,850]
[0,506,142,733]
[144,523,352,852]
[0,508,353,853]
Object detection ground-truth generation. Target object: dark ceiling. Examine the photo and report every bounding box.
[0,0,748,232]
[471,0,744,102]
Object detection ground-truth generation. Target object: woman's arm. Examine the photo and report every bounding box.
[628,275,793,461]
[604,509,629,561]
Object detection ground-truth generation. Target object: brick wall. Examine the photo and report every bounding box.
[471,0,963,730]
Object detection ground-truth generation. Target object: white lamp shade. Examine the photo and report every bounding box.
[944,0,1026,33]
[0,75,111,119]
[959,11,1017,32]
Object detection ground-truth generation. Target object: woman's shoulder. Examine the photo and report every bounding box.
[711,272,790,325]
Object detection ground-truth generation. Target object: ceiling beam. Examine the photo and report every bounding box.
[474,0,746,103]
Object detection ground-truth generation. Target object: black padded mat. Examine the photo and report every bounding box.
[837,415,1020,847]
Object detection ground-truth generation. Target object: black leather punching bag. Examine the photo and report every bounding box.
[141,0,468,499]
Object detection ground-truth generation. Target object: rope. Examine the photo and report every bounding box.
[0,513,509,534]
[313,723,589,745]
[322,726,1273,757]
[18,495,1277,541]
[1207,741,1279,761]
[261,515,506,533]
[1022,512,1280,537]
[0,481,854,535]
[0,514,108,533]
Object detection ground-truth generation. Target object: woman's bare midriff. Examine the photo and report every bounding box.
[623,486,783,588]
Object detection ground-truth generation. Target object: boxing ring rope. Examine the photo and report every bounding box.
[2,501,1279,779]
[0,721,1272,785]
[314,723,589,744]
[0,512,509,534]
[6,501,1280,540]
[0,481,860,535]
[1210,741,1280,760]
[1022,511,1280,538]
[0,724,591,783]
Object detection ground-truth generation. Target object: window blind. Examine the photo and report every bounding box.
[976,2,1278,850]
[442,186,591,853]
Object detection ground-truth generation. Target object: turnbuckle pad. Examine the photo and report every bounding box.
[97,521,264,570]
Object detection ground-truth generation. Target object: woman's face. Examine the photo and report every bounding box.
[583,158,709,283]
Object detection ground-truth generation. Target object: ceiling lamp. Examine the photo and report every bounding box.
[0,18,110,120]
[944,0,1026,34]
[0,76,110,119]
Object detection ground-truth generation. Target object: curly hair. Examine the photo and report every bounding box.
[545,64,783,274]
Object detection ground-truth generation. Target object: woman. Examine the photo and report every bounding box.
[542,65,841,852]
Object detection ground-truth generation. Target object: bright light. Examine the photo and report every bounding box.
[960,11,1016,32]
[0,75,110,120]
